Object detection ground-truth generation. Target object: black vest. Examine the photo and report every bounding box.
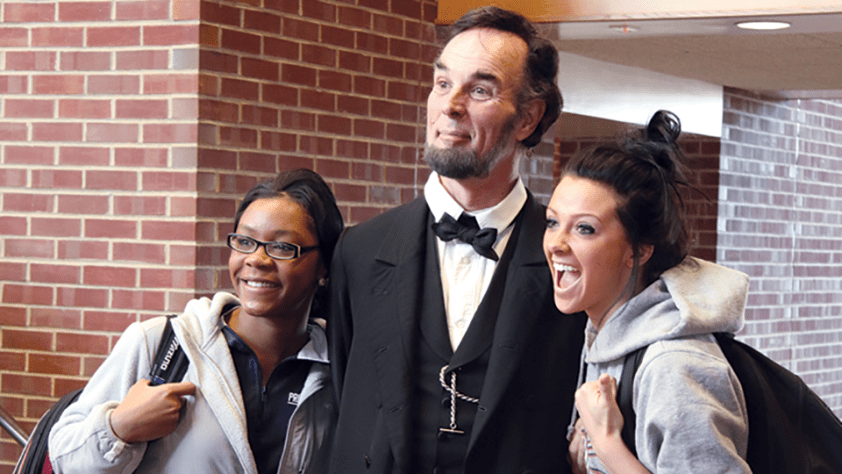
[410,209,523,473]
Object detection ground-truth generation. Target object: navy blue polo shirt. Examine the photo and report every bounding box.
[222,322,312,474]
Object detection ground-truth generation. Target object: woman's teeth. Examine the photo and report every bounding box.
[553,263,577,274]
[553,263,580,290]
[244,280,276,288]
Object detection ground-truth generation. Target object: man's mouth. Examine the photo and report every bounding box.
[437,129,471,143]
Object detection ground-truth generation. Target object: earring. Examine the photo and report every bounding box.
[318,277,328,287]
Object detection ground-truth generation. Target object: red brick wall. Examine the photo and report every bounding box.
[194,0,439,296]
[1,1,202,468]
[0,0,439,469]
[720,88,842,415]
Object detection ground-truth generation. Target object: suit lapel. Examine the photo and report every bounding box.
[469,194,553,446]
[370,197,430,363]
[418,217,455,361]
[366,197,430,466]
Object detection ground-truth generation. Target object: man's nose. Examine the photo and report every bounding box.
[442,89,466,117]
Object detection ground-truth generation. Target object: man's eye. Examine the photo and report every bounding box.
[471,87,490,98]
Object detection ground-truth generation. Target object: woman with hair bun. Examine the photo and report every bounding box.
[544,111,751,473]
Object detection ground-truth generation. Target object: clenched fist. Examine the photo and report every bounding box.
[109,379,196,443]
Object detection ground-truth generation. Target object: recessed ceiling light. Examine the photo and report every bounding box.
[735,20,791,30]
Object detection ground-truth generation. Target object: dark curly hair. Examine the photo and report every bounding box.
[562,110,698,289]
[443,6,563,148]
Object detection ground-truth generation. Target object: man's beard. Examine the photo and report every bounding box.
[423,115,519,180]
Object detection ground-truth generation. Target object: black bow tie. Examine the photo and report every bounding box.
[432,213,499,261]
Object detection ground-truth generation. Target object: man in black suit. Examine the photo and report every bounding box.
[328,6,586,474]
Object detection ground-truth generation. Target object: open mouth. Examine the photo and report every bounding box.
[552,263,580,290]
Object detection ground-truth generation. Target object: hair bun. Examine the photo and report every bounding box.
[646,110,681,145]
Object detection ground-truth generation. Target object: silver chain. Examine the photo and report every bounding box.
[439,364,479,434]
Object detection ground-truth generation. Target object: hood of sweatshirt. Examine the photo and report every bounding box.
[584,258,749,363]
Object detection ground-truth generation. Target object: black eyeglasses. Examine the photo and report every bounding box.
[227,233,318,260]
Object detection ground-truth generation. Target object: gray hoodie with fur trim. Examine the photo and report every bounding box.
[569,258,752,473]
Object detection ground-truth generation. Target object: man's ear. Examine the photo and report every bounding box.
[515,99,545,142]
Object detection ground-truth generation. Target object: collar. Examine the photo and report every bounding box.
[423,171,527,233]
[220,307,329,365]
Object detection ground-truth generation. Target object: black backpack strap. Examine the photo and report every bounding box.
[619,345,648,457]
[14,314,186,474]
[13,389,82,474]
[148,315,189,386]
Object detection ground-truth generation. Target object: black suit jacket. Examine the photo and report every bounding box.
[328,194,586,474]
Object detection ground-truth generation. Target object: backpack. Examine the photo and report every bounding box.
[13,316,187,474]
[618,332,842,474]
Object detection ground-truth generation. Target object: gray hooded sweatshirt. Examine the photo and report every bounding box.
[569,258,752,473]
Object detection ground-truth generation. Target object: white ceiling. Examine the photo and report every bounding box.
[540,12,842,99]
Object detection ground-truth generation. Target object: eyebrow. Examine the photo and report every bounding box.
[433,59,502,86]
[236,225,296,240]
[547,207,606,222]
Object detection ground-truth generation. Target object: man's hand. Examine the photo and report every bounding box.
[109,379,196,443]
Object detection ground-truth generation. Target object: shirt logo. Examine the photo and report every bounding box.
[287,392,300,406]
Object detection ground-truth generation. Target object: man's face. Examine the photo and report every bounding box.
[424,28,530,179]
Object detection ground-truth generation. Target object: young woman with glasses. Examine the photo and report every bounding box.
[49,169,344,474]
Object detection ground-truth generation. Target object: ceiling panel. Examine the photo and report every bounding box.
[545,14,842,98]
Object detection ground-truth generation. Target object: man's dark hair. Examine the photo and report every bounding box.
[444,6,563,148]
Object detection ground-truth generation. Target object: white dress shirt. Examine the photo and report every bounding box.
[424,172,527,350]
